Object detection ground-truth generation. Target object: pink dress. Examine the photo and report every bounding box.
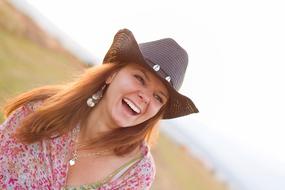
[0,100,156,190]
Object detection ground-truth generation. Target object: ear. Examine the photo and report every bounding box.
[106,71,118,84]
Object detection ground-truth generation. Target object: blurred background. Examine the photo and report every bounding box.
[0,0,284,189]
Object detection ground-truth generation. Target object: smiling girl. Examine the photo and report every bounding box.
[0,29,199,189]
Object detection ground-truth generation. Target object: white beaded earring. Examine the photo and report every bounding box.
[86,84,106,107]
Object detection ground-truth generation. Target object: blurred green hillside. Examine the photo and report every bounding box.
[0,0,86,121]
[0,1,228,189]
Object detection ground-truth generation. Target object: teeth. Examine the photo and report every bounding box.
[123,98,141,114]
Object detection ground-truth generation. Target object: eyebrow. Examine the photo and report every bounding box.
[137,68,168,99]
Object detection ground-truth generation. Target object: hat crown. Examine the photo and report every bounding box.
[138,38,188,90]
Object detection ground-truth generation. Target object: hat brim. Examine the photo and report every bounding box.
[103,29,199,119]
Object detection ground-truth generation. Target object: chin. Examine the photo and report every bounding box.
[110,111,134,128]
[111,115,131,128]
[110,108,149,128]
[112,116,142,128]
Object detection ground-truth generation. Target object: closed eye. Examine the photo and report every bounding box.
[154,94,163,104]
[134,74,145,85]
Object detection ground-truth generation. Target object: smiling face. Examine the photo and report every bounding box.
[102,63,169,128]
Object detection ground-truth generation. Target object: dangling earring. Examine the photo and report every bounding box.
[86,84,106,107]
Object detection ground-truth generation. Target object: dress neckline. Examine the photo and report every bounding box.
[63,123,150,189]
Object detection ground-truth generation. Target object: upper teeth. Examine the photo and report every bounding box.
[123,98,141,114]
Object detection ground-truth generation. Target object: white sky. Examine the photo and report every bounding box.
[12,0,285,189]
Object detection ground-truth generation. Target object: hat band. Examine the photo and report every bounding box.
[144,58,173,87]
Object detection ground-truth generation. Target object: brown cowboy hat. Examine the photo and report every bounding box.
[103,28,199,119]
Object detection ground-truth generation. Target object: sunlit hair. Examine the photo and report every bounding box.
[3,62,169,156]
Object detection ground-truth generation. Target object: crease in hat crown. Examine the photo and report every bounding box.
[102,28,199,119]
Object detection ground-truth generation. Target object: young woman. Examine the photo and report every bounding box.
[0,29,199,189]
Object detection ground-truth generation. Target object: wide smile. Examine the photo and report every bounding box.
[121,98,141,116]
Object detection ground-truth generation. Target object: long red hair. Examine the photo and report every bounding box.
[3,62,169,156]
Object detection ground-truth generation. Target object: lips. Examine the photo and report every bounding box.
[122,98,141,115]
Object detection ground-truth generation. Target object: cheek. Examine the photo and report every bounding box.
[145,103,162,119]
[117,76,140,94]
[107,76,136,95]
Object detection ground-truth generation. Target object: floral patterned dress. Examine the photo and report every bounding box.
[0,100,156,190]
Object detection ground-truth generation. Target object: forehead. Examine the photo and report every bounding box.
[122,63,169,94]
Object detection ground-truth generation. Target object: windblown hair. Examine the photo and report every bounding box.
[3,62,169,156]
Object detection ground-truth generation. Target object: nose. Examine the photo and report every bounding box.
[138,91,150,105]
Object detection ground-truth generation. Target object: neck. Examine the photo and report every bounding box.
[78,99,116,144]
